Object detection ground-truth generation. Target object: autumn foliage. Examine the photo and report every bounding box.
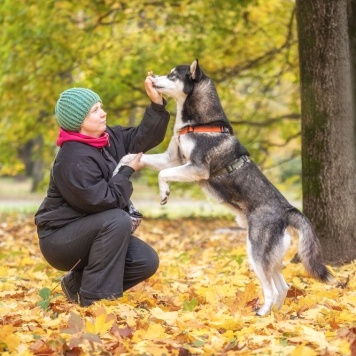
[0,213,355,355]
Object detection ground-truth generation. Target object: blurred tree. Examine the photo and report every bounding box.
[350,0,356,104]
[0,0,299,192]
[296,0,356,265]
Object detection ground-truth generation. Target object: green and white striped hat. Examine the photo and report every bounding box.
[55,88,102,132]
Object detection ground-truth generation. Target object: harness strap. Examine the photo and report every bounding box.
[178,125,230,135]
[212,155,250,178]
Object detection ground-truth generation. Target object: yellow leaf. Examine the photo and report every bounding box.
[132,323,168,342]
[0,325,21,352]
[145,323,167,340]
[333,338,353,355]
[339,310,356,322]
[290,344,318,356]
[300,326,337,352]
[298,295,319,308]
[85,307,115,335]
[210,317,244,330]
[150,306,178,325]
[236,281,257,308]
[195,286,219,304]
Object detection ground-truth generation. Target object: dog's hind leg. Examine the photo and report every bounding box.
[272,270,289,310]
[247,222,290,316]
[271,231,291,310]
[247,238,276,316]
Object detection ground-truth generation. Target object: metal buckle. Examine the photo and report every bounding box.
[227,157,246,173]
[211,155,249,178]
[226,165,235,173]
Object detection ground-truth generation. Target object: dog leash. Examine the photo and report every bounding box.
[212,155,250,177]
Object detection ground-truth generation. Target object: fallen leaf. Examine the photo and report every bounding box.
[150,306,179,325]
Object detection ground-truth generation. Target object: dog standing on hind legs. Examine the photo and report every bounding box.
[117,59,335,316]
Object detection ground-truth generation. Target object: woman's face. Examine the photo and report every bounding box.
[79,102,107,137]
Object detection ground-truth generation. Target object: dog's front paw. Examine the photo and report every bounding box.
[159,180,170,205]
[160,191,170,205]
[113,154,137,176]
[119,153,136,166]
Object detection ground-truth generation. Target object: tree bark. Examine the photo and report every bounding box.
[296,0,356,265]
[349,0,356,111]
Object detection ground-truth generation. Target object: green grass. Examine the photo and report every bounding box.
[0,177,44,213]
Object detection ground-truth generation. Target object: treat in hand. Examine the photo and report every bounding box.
[148,70,153,76]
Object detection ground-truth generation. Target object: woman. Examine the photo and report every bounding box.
[35,74,170,306]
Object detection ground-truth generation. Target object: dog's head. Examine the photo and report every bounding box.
[153,59,207,100]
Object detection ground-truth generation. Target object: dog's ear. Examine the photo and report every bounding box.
[189,59,203,82]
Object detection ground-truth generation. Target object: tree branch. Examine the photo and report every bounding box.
[230,113,301,127]
[214,8,297,82]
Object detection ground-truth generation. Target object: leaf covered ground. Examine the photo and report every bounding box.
[0,213,355,355]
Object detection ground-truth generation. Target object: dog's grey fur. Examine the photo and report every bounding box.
[118,60,334,315]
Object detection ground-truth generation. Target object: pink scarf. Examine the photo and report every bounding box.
[56,128,110,148]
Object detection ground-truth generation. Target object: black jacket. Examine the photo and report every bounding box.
[35,101,170,238]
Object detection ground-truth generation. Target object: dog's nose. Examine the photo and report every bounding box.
[152,74,159,78]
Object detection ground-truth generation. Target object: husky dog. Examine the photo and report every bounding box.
[118,60,334,316]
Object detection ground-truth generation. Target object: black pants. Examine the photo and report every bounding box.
[39,209,159,301]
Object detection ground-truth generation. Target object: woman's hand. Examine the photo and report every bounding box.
[144,72,163,105]
[125,152,145,171]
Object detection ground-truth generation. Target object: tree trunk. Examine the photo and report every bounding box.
[296,0,356,265]
[349,0,356,110]
[18,136,45,192]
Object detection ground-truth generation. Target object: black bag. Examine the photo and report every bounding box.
[124,201,143,233]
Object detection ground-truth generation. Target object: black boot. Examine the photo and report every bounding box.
[79,295,97,307]
[61,271,81,303]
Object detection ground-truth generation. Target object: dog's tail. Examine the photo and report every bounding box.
[287,208,334,283]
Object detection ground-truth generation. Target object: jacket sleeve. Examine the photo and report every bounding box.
[112,100,170,154]
[53,153,133,214]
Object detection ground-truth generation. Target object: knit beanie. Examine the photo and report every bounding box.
[55,88,102,131]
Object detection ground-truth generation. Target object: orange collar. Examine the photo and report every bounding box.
[178,125,230,135]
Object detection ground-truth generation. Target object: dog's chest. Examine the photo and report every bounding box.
[175,135,195,162]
